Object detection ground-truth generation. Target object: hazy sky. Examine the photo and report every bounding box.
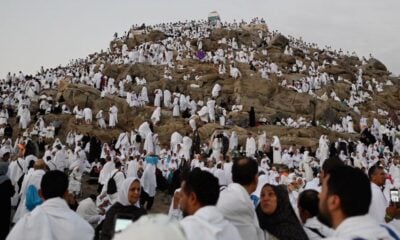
[1,0,399,77]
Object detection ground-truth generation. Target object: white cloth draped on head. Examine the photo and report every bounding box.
[117,177,141,207]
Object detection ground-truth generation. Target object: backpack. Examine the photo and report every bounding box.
[106,172,118,195]
[135,134,142,143]
[16,160,25,193]
[106,171,125,195]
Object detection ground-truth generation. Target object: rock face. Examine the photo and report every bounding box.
[363,58,388,72]
[269,34,289,48]
[31,24,399,150]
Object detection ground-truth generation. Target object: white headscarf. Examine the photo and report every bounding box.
[117,177,141,207]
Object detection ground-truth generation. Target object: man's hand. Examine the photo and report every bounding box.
[385,203,400,222]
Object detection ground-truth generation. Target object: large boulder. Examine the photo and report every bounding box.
[364,58,387,72]
[269,34,289,48]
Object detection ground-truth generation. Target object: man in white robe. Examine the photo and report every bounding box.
[319,165,398,239]
[207,98,216,122]
[19,106,31,129]
[76,195,101,224]
[210,137,222,161]
[126,91,132,106]
[171,169,242,240]
[126,156,139,178]
[227,132,238,152]
[7,170,94,240]
[98,157,115,191]
[181,134,193,161]
[115,132,130,150]
[163,89,172,108]
[7,157,26,188]
[197,105,209,123]
[172,97,180,117]
[73,105,83,124]
[245,133,256,157]
[298,190,334,239]
[154,89,163,107]
[105,162,126,196]
[230,65,241,79]
[83,107,92,124]
[318,135,329,167]
[189,117,197,132]
[341,116,348,133]
[189,100,197,116]
[170,132,183,154]
[368,165,389,223]
[53,146,68,171]
[211,83,222,98]
[109,104,118,128]
[141,160,157,210]
[151,107,161,125]
[346,114,355,133]
[271,136,282,164]
[143,133,155,154]
[13,160,46,223]
[394,139,400,156]
[141,86,149,103]
[96,110,106,129]
[257,131,267,152]
[217,158,264,240]
[68,166,82,196]
[128,133,140,153]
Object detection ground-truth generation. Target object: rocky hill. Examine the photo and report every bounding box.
[25,20,400,149]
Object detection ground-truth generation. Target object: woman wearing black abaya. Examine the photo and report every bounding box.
[0,162,15,240]
[256,184,309,240]
[249,106,256,127]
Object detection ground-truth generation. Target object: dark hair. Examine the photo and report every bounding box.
[327,166,371,217]
[322,157,344,175]
[89,194,97,201]
[28,160,35,169]
[2,152,10,160]
[232,157,258,185]
[183,168,219,206]
[368,163,383,179]
[298,189,319,217]
[41,170,69,199]
[115,161,122,169]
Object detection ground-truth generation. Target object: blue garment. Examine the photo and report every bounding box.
[25,185,43,211]
[250,194,259,208]
[380,224,400,240]
[145,155,159,165]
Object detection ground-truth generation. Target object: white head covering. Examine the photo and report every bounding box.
[117,177,141,207]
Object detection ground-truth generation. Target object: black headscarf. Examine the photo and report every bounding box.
[256,184,309,240]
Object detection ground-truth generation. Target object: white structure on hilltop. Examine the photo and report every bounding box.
[208,11,221,25]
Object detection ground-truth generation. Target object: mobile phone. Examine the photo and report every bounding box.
[390,189,400,204]
[113,214,133,233]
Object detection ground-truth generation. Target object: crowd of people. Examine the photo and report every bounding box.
[0,17,399,240]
